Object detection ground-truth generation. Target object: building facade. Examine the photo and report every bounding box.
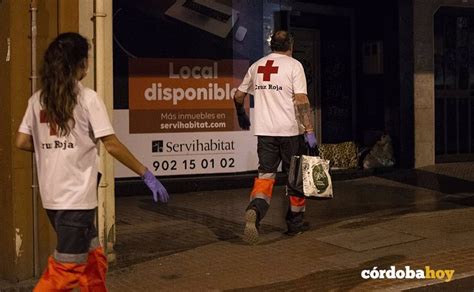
[1,0,473,281]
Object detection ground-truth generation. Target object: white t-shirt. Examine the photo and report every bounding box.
[18,82,114,210]
[238,52,307,136]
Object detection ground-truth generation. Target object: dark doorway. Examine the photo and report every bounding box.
[292,28,322,143]
[434,7,474,162]
[289,5,355,144]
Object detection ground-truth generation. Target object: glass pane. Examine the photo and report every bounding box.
[459,98,469,153]
[446,99,458,154]
[457,17,469,47]
[445,16,456,49]
[472,98,474,151]
[435,16,445,89]
[458,61,469,89]
[468,47,474,89]
[435,98,446,155]
[445,50,456,89]
[469,17,474,89]
[457,17,469,89]
[435,53,445,89]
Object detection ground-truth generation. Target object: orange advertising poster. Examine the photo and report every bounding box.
[129,58,249,133]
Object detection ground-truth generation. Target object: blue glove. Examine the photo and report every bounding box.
[304,132,317,148]
[142,170,169,203]
[237,111,251,130]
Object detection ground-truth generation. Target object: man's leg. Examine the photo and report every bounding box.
[34,209,96,291]
[285,196,309,235]
[280,135,309,235]
[244,136,280,244]
[245,173,275,244]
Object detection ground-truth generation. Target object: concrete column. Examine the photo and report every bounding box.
[413,0,474,167]
[413,0,437,167]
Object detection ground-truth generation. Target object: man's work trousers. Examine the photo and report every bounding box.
[247,135,307,230]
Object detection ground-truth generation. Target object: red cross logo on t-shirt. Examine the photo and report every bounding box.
[257,60,279,81]
[40,110,58,136]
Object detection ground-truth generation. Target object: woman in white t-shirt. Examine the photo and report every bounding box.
[16,32,168,291]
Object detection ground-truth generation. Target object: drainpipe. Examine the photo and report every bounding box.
[29,0,40,278]
[93,0,115,261]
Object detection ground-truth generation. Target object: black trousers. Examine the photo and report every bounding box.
[257,135,307,195]
[248,135,307,229]
[46,209,97,256]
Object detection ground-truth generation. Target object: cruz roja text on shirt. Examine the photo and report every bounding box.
[255,84,283,91]
[41,140,75,150]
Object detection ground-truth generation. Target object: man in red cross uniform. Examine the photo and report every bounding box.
[233,30,317,244]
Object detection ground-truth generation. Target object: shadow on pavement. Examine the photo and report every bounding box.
[225,255,407,291]
[113,200,286,269]
[378,169,474,198]
[138,201,284,243]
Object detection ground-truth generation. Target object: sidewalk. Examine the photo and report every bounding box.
[107,162,474,291]
[1,163,473,291]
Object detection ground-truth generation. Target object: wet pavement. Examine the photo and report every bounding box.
[1,162,474,291]
[107,162,474,291]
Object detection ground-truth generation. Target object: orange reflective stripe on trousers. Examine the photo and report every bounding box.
[34,256,86,291]
[250,178,275,203]
[289,196,306,212]
[79,247,108,292]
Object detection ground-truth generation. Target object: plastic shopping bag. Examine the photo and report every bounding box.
[288,155,333,199]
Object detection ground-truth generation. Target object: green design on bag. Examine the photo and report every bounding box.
[312,164,329,193]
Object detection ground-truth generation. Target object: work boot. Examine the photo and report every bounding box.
[285,221,310,236]
[243,208,259,245]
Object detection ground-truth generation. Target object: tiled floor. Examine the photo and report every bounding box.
[106,163,474,291]
[2,163,474,291]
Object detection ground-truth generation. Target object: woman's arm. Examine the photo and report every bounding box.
[100,134,147,176]
[101,134,169,203]
[15,132,35,152]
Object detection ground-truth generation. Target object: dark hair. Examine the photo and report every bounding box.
[270,30,294,52]
[40,32,90,137]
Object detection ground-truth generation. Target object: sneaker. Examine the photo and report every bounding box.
[284,222,310,236]
[243,209,259,245]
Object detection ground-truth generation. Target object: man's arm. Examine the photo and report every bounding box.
[233,89,247,112]
[233,89,251,130]
[294,93,314,132]
[100,134,147,176]
[15,132,35,152]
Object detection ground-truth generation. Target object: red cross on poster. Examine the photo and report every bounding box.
[40,110,58,136]
[257,60,279,81]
